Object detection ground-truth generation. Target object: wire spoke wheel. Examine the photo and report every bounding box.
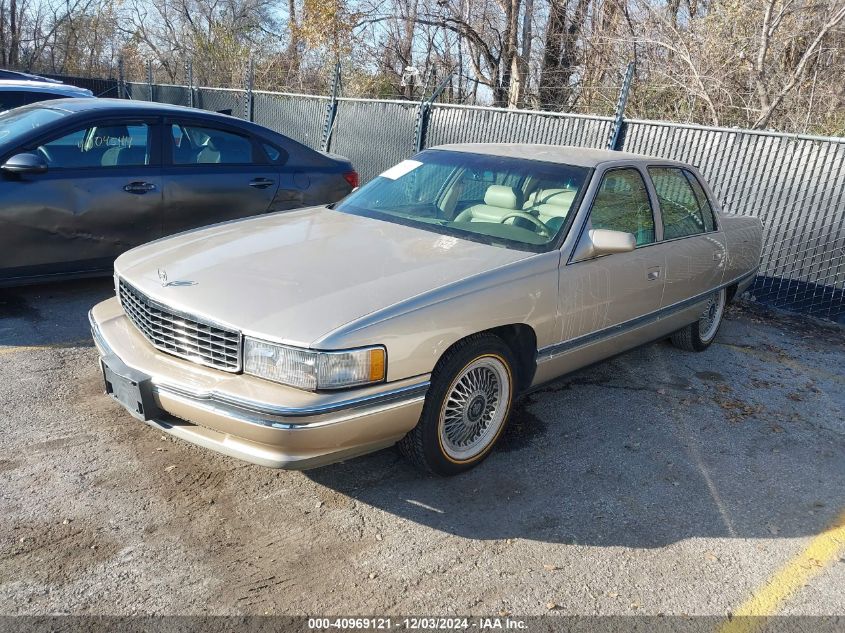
[438,356,510,462]
[398,334,516,475]
[698,288,726,343]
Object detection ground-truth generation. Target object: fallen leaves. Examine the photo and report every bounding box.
[716,397,762,422]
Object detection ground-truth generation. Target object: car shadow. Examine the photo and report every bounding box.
[306,337,845,548]
[0,278,113,348]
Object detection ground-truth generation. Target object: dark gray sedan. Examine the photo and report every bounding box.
[0,98,357,285]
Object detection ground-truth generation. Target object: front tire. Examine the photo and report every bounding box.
[670,288,727,352]
[399,334,516,475]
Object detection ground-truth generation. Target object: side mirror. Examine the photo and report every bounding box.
[2,152,48,175]
[572,228,636,262]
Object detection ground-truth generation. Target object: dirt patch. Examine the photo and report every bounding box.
[4,520,122,587]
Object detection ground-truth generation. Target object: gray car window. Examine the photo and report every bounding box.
[172,124,253,165]
[262,143,281,162]
[37,122,150,169]
[590,168,655,246]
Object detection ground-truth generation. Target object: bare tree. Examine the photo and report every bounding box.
[538,0,589,110]
[751,0,845,128]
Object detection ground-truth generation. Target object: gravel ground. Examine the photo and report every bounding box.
[0,279,843,617]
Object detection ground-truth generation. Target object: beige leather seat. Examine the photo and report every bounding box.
[455,185,522,223]
[523,188,576,225]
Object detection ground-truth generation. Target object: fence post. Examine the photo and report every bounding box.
[414,74,453,152]
[244,57,254,121]
[607,61,635,151]
[118,57,126,99]
[321,61,341,152]
[186,60,194,108]
[146,60,154,102]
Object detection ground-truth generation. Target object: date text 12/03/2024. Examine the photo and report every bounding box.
[307,617,529,630]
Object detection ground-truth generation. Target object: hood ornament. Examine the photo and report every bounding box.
[157,268,196,287]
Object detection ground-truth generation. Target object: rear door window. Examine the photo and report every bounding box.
[649,167,710,239]
[170,123,254,165]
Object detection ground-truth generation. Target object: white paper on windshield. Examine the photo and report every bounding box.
[379,159,423,180]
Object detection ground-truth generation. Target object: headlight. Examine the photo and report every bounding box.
[243,337,386,390]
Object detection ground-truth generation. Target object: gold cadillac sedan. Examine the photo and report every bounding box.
[89,144,763,475]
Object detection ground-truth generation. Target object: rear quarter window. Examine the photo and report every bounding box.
[683,170,717,231]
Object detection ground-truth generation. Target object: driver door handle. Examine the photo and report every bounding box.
[249,178,275,189]
[124,181,157,194]
[647,266,661,281]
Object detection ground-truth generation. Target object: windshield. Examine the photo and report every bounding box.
[0,106,66,146]
[335,149,591,251]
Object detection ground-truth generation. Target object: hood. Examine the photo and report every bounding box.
[115,207,531,347]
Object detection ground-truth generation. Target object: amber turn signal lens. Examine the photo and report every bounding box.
[369,348,386,382]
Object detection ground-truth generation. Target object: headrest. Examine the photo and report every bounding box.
[528,188,575,207]
[204,134,225,150]
[484,185,520,209]
[86,126,131,151]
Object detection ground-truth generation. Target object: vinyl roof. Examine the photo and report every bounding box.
[431,143,684,168]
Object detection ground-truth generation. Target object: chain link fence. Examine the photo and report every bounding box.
[331,98,419,183]
[427,104,614,148]
[31,73,845,322]
[40,73,121,98]
[252,91,328,149]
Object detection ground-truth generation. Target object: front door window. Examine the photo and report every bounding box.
[589,168,655,246]
[36,122,151,169]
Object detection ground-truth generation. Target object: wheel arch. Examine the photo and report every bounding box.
[433,323,538,394]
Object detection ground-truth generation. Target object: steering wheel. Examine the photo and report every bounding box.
[499,211,550,237]
[37,145,52,163]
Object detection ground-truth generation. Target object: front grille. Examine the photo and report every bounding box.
[118,279,242,372]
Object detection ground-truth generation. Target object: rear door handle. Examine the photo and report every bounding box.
[249,178,275,189]
[123,181,157,194]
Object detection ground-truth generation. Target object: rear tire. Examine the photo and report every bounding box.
[398,334,516,476]
[670,288,727,352]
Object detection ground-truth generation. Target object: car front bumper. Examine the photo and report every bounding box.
[89,297,429,469]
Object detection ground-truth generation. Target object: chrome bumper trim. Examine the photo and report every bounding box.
[157,386,426,431]
[153,380,430,422]
[89,309,430,429]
